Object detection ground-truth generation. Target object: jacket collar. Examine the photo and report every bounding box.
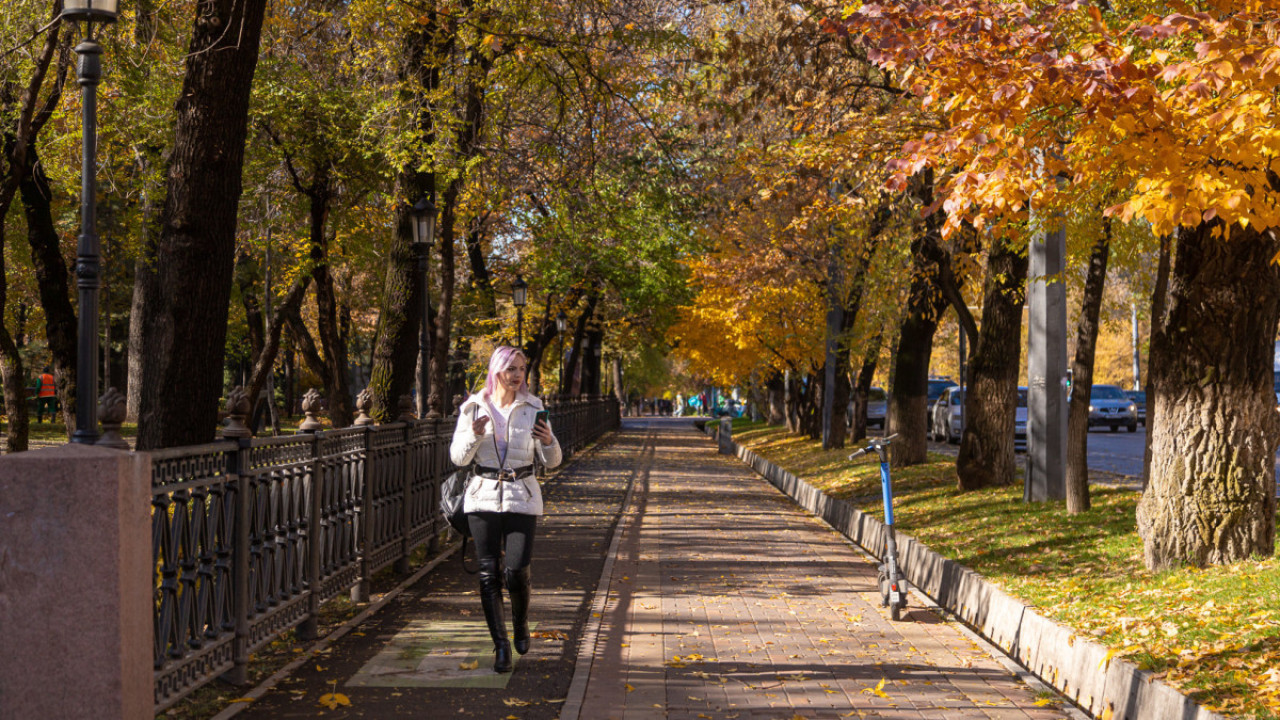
[461,390,544,414]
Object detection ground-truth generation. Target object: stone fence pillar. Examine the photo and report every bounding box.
[0,445,152,720]
[718,417,733,455]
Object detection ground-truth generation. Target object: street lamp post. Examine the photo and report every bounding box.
[411,195,437,418]
[556,310,567,397]
[512,274,528,348]
[63,0,118,445]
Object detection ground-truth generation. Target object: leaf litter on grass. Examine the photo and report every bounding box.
[732,422,1280,720]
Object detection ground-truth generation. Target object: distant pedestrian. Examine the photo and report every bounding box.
[450,346,562,673]
[36,367,57,423]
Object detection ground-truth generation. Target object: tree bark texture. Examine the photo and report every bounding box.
[1065,220,1112,512]
[1138,222,1280,569]
[136,0,269,449]
[766,371,786,425]
[20,147,78,430]
[367,198,421,422]
[956,236,1029,489]
[1142,233,1173,487]
[888,229,949,466]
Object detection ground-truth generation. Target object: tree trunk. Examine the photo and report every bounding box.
[850,333,882,442]
[800,370,821,440]
[135,0,269,450]
[1142,233,1173,487]
[888,262,947,467]
[1137,222,1280,569]
[1065,219,1112,512]
[766,370,786,425]
[245,277,311,423]
[956,236,1029,489]
[562,292,598,396]
[428,23,493,416]
[367,196,423,422]
[19,147,78,431]
[312,230,353,426]
[785,370,801,433]
[0,221,28,452]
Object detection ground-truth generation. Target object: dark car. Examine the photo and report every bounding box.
[1124,390,1146,426]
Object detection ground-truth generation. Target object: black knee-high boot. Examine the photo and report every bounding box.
[479,569,512,673]
[505,567,531,654]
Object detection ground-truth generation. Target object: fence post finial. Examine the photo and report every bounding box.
[353,388,376,426]
[221,387,252,439]
[299,388,325,432]
[96,387,130,450]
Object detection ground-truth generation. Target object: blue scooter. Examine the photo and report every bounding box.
[848,434,908,621]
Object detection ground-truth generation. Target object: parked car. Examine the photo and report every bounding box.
[1015,387,1028,443]
[1124,390,1146,426]
[1089,384,1138,432]
[846,387,888,430]
[931,386,963,443]
[927,378,959,414]
[932,386,1028,445]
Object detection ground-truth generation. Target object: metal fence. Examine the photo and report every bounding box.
[150,395,620,711]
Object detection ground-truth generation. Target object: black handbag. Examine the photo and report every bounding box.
[440,465,473,537]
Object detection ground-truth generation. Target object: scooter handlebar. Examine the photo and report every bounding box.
[847,433,902,462]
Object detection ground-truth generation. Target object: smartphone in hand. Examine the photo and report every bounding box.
[534,409,549,427]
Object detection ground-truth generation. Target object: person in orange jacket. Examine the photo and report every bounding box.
[36,367,57,423]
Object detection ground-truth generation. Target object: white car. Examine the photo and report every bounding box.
[931,386,1028,445]
[931,386,964,443]
[847,387,888,430]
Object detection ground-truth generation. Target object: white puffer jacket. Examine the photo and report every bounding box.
[450,391,562,516]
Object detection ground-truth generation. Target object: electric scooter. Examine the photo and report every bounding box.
[848,434,908,621]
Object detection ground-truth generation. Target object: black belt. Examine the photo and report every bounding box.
[474,465,535,481]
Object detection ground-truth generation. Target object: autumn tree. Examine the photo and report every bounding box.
[847,0,1279,567]
[134,0,270,449]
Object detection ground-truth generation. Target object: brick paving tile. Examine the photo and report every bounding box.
[570,419,1072,720]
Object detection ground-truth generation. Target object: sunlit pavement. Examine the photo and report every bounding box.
[566,418,1070,720]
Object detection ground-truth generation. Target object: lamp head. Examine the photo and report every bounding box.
[62,0,118,24]
[512,274,528,308]
[556,310,567,334]
[410,195,436,246]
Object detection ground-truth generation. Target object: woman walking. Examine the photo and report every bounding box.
[450,346,562,672]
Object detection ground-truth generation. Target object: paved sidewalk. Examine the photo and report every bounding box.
[227,418,1070,719]
[567,419,1069,720]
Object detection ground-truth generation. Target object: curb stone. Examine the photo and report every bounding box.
[702,423,1228,720]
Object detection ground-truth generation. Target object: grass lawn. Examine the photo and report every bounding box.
[730,419,1280,720]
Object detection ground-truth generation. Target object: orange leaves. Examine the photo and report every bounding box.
[841,2,1280,238]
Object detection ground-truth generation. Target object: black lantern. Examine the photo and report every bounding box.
[411,195,436,417]
[512,274,528,347]
[64,0,119,444]
[411,195,436,247]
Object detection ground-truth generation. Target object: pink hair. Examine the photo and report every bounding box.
[484,346,529,397]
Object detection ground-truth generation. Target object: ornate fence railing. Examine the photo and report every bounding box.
[150,395,620,711]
